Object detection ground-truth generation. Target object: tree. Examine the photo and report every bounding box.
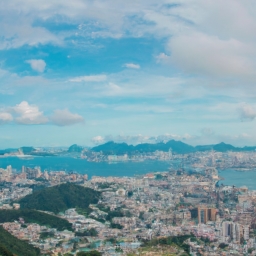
[77,251,101,256]
[219,243,228,249]
[139,211,144,220]
[73,241,78,251]
[248,248,254,254]
[127,191,133,197]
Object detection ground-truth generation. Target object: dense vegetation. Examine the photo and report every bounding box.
[110,223,123,229]
[77,251,102,256]
[0,209,72,231]
[142,235,194,254]
[0,226,40,256]
[105,208,125,221]
[0,244,13,256]
[18,183,101,214]
[75,228,98,237]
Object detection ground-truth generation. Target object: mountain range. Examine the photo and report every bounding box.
[1,140,256,156]
[91,140,256,155]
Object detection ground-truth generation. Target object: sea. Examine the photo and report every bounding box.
[0,156,255,190]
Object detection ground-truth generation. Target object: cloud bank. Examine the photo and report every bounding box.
[0,102,84,126]
[50,109,84,126]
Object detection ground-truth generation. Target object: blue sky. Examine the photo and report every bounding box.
[1,0,256,148]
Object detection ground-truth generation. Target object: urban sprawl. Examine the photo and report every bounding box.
[1,150,256,255]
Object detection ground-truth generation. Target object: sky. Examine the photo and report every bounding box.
[1,0,256,148]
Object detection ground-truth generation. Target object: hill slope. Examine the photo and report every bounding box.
[19,183,101,214]
[0,226,40,256]
[0,209,72,231]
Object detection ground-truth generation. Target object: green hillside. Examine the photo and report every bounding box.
[0,226,40,256]
[19,183,101,214]
[0,209,72,231]
[0,243,13,256]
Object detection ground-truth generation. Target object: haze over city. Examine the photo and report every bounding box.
[0,1,256,148]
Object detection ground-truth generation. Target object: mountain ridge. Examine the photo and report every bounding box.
[91,140,256,154]
[1,140,256,155]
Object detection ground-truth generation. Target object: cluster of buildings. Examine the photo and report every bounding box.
[0,165,88,187]
[1,164,256,255]
[3,220,75,255]
[81,148,256,171]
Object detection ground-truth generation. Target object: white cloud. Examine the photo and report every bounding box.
[12,101,48,124]
[91,133,194,145]
[0,21,60,49]
[168,33,255,77]
[123,63,140,69]
[239,104,256,121]
[2,0,256,83]
[0,112,13,124]
[69,75,107,82]
[91,135,105,145]
[201,128,215,136]
[26,59,46,73]
[156,53,170,63]
[50,109,84,126]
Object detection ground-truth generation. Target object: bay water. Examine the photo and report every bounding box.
[0,156,255,190]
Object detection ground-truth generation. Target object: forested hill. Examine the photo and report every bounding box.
[18,183,101,214]
[0,209,72,231]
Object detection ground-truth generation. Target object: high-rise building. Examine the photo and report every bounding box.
[22,166,41,179]
[222,221,240,243]
[222,221,232,237]
[6,165,12,175]
[198,207,217,224]
[232,223,240,242]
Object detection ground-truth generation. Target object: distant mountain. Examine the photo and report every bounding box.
[68,144,84,153]
[19,146,36,154]
[92,140,256,155]
[19,183,101,214]
[194,145,213,151]
[212,142,235,152]
[92,141,135,155]
[166,140,195,154]
[194,142,236,152]
[92,140,195,155]
[241,146,256,151]
[2,140,256,157]
[195,142,256,153]
[0,148,18,155]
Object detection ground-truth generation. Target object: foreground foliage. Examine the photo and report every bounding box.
[0,226,40,256]
[0,244,13,256]
[142,235,193,255]
[77,251,102,256]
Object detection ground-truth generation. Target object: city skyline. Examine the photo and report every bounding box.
[1,1,256,148]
